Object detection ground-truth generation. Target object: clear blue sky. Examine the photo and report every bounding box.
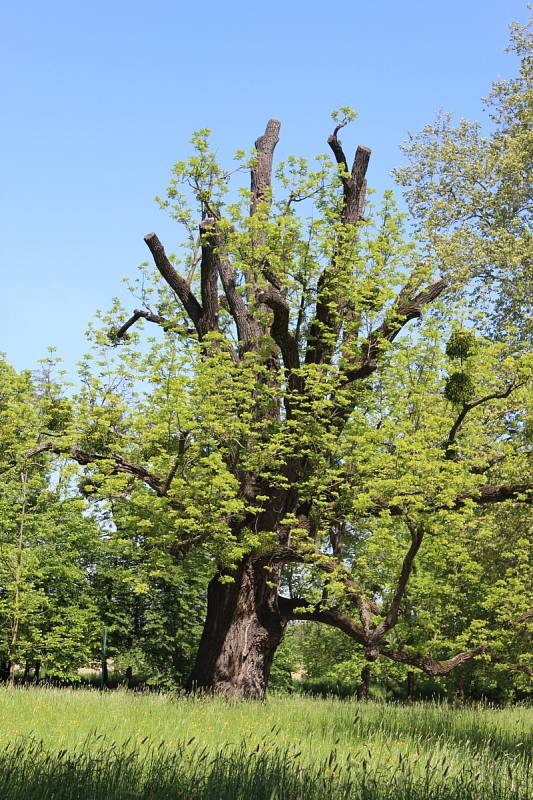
[0,1,528,374]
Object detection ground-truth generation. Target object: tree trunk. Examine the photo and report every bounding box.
[125,666,133,689]
[7,470,28,687]
[357,664,371,700]
[8,661,17,686]
[406,669,416,700]
[101,658,109,689]
[187,556,285,698]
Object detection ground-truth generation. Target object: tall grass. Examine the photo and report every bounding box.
[0,686,530,799]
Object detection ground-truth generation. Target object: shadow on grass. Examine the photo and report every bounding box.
[323,701,533,760]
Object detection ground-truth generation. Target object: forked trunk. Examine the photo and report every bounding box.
[187,556,285,699]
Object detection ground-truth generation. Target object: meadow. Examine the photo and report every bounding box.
[0,686,531,799]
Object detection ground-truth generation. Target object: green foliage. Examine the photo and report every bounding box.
[444,371,476,405]
[0,357,101,679]
[394,15,533,340]
[445,329,477,361]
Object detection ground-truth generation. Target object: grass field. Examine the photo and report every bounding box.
[0,686,531,799]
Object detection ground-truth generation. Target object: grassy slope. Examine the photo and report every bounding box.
[0,687,531,799]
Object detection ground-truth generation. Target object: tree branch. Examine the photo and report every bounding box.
[251,119,281,215]
[279,593,486,676]
[278,595,367,644]
[343,278,448,383]
[0,441,52,476]
[22,441,170,497]
[327,127,371,224]
[144,233,204,334]
[255,286,301,376]
[160,431,190,496]
[503,663,533,678]
[317,556,376,635]
[469,453,507,474]
[380,645,487,676]
[198,217,220,336]
[372,521,424,639]
[114,309,194,340]
[194,219,263,351]
[305,132,371,368]
[327,123,349,172]
[444,383,518,459]
[349,146,371,223]
[456,482,533,507]
[364,481,533,517]
[217,252,262,350]
[275,546,379,633]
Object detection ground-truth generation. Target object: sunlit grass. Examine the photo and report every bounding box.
[0,686,530,799]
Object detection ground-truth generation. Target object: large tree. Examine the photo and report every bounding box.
[25,88,531,697]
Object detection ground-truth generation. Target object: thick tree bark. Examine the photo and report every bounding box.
[187,556,286,698]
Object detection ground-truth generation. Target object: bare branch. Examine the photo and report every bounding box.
[327,123,370,225]
[144,233,203,333]
[349,146,371,223]
[327,124,349,171]
[64,446,166,495]
[251,119,281,214]
[198,217,220,336]
[255,286,301,376]
[114,309,193,340]
[192,220,262,351]
[217,255,262,350]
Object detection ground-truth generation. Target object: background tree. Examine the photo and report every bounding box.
[0,356,101,681]
[394,16,532,341]
[89,504,208,687]
[0,353,210,686]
